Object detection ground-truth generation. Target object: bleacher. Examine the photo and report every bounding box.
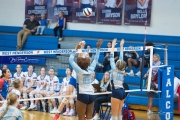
[0,26,179,111]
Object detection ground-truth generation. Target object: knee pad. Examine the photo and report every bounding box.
[50,98,56,102]
[58,97,63,102]
[62,98,69,104]
[69,99,74,104]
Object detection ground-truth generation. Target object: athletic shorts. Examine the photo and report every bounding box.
[111,88,126,100]
[147,83,158,98]
[135,59,149,68]
[76,83,94,104]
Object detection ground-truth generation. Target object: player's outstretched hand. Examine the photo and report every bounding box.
[96,39,102,49]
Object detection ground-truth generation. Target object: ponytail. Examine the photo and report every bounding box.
[0,99,10,119]
[0,92,18,119]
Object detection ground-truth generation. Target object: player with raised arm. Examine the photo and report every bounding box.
[110,39,126,120]
[53,39,102,120]
[21,65,37,110]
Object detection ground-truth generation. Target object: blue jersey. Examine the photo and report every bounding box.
[69,49,100,94]
[58,17,64,27]
[0,79,9,99]
[40,19,47,26]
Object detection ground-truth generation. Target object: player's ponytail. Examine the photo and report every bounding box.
[0,92,18,119]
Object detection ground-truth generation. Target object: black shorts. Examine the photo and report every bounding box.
[147,83,158,98]
[111,88,126,100]
[135,59,149,68]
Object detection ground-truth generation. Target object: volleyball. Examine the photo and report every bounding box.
[83,8,92,17]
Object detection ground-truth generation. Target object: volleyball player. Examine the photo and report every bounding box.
[13,64,25,90]
[44,68,59,113]
[110,39,126,120]
[137,0,149,9]
[104,0,122,8]
[0,69,11,101]
[27,67,49,111]
[21,65,37,110]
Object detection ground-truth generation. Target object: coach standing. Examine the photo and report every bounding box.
[17,13,40,51]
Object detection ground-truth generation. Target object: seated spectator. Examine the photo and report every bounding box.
[35,14,48,35]
[144,54,161,78]
[0,92,23,120]
[124,46,139,76]
[174,73,180,102]
[54,11,66,41]
[134,42,154,77]
[17,13,40,51]
[93,71,111,119]
[103,42,119,72]
[91,72,99,84]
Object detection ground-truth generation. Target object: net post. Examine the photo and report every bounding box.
[147,46,153,91]
[158,65,174,120]
[164,44,168,65]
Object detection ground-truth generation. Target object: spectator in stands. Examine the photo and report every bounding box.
[93,71,111,119]
[103,41,118,72]
[54,11,66,41]
[17,13,40,51]
[174,73,180,102]
[0,69,11,101]
[91,72,99,84]
[124,46,139,76]
[0,92,23,120]
[134,42,154,77]
[146,54,161,115]
[35,14,48,35]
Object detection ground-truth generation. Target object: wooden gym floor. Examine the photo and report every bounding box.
[21,110,180,120]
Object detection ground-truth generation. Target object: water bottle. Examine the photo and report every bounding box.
[142,78,146,89]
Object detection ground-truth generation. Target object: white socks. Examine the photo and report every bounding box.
[118,115,123,120]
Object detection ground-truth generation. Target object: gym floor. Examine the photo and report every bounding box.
[21,110,180,120]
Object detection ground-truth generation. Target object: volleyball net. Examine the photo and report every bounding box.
[0,44,168,103]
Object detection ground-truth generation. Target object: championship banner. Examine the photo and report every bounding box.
[47,0,73,22]
[97,0,123,25]
[124,0,152,26]
[72,0,97,23]
[25,0,48,20]
[0,56,46,65]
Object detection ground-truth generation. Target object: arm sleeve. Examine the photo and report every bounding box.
[69,53,82,73]
[110,52,116,70]
[88,49,100,72]
[119,46,123,60]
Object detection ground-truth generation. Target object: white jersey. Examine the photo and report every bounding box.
[34,0,41,5]
[36,75,49,90]
[81,0,90,4]
[46,76,59,91]
[13,72,25,81]
[61,77,70,92]
[174,77,180,96]
[111,69,124,89]
[24,72,37,88]
[12,89,21,99]
[137,0,149,9]
[57,0,64,5]
[105,0,116,8]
